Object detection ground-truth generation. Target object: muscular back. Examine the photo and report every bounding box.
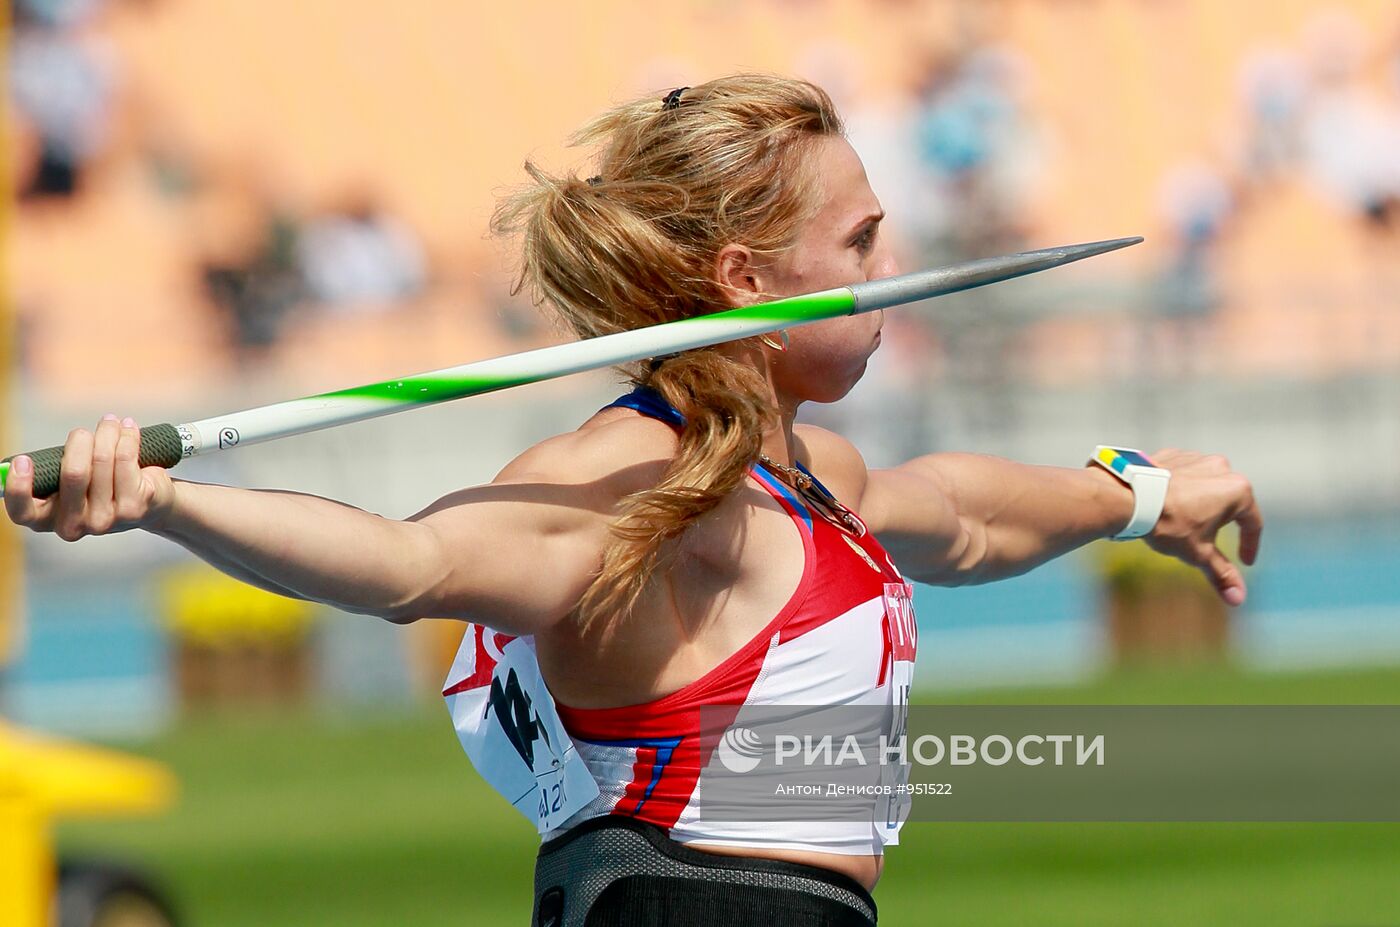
[535,404,810,709]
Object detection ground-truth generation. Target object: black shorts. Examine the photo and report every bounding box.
[532,815,878,926]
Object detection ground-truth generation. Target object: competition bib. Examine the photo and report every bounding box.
[442,623,599,833]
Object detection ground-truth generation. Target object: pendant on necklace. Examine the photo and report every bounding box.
[757,454,865,537]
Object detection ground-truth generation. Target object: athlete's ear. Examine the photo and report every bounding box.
[714,244,761,308]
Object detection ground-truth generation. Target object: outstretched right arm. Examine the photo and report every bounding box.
[3,414,646,635]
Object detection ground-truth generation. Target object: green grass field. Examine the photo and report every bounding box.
[56,663,1400,926]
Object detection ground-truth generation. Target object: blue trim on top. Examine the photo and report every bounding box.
[600,385,686,429]
[789,459,867,535]
[749,464,814,534]
[792,459,838,501]
[601,385,815,532]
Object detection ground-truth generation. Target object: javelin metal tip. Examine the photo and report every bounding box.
[1076,235,1141,248]
[1053,236,1144,256]
[850,235,1144,313]
[1015,235,1145,267]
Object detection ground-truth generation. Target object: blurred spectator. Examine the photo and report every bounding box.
[1235,46,1309,185]
[9,2,116,200]
[908,43,1044,437]
[200,191,428,359]
[1298,9,1400,230]
[912,44,1040,258]
[202,211,305,362]
[295,195,427,312]
[1151,161,1234,378]
[13,0,104,29]
[1159,162,1233,261]
[1302,90,1400,229]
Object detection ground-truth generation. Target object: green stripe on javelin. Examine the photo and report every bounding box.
[324,372,545,404]
[326,291,855,405]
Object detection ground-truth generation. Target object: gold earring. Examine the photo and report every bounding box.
[759,329,789,352]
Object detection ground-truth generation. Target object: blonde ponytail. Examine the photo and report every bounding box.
[492,75,844,635]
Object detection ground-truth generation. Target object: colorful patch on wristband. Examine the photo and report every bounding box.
[1096,447,1156,474]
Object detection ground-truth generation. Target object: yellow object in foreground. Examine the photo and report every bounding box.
[159,563,320,647]
[1096,523,1242,588]
[0,722,175,927]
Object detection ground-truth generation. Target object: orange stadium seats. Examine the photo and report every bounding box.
[12,0,1400,405]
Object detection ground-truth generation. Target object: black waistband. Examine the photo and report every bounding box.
[539,814,878,912]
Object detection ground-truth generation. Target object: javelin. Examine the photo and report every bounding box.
[0,237,1141,499]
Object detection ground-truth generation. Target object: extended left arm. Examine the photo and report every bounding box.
[861,449,1262,605]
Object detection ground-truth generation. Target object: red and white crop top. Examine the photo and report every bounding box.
[538,386,920,856]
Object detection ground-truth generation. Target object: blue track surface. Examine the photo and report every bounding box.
[9,515,1400,730]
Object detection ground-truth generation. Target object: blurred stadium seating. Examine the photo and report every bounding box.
[7,0,1400,733]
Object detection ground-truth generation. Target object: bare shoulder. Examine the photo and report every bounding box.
[396,407,683,632]
[793,423,870,509]
[495,405,681,501]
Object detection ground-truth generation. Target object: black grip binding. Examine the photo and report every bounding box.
[3,422,184,500]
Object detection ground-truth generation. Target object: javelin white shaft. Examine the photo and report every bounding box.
[175,236,1141,459]
[175,289,853,459]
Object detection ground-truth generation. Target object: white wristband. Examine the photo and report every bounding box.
[1087,446,1171,541]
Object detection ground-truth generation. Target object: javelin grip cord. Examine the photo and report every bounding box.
[2,424,185,500]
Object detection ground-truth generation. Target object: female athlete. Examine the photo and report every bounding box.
[3,75,1262,926]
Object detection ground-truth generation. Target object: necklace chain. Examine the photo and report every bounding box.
[758,453,812,489]
[758,454,865,537]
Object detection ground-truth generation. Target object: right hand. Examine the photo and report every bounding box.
[1140,447,1262,607]
[4,415,176,541]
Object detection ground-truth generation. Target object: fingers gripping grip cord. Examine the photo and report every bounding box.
[3,423,184,500]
